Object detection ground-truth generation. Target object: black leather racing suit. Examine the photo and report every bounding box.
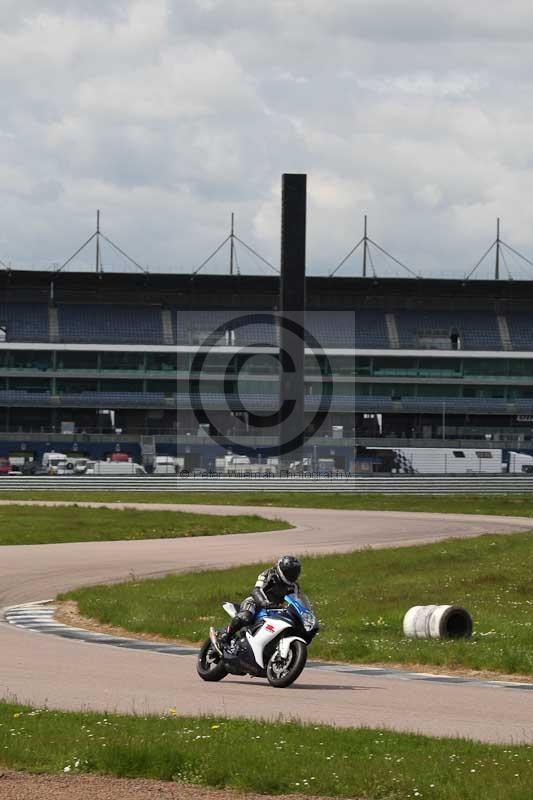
[224,567,299,640]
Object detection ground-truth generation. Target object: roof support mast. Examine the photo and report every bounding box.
[192,214,278,275]
[465,218,533,280]
[330,215,419,278]
[96,209,101,274]
[495,217,501,280]
[362,214,368,277]
[229,212,235,276]
[53,212,149,277]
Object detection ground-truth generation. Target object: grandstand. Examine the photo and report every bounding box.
[2,268,533,470]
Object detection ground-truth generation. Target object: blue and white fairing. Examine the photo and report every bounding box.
[257,592,318,665]
[285,593,318,633]
[256,592,318,633]
[221,592,318,670]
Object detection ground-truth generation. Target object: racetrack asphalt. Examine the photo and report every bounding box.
[1,501,532,744]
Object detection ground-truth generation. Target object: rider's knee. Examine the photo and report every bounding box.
[237,610,254,626]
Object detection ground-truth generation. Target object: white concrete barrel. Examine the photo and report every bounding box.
[403,605,472,640]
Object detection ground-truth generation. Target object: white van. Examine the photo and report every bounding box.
[153,456,184,475]
[91,461,147,476]
[61,457,92,475]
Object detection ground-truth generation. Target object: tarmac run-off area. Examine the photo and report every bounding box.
[0,500,532,744]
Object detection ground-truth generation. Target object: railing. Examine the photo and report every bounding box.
[0,430,533,449]
[3,390,533,414]
[1,475,533,493]
[5,364,533,381]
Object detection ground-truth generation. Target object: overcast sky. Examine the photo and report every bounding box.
[2,0,533,279]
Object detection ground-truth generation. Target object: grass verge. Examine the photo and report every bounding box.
[1,702,532,799]
[65,530,533,675]
[0,505,289,546]
[3,490,533,516]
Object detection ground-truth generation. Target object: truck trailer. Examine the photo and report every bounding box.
[369,447,533,475]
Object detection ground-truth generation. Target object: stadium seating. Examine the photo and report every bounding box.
[0,303,520,357]
[0,390,51,406]
[306,311,355,348]
[175,310,279,346]
[0,303,49,342]
[176,310,235,345]
[395,311,502,350]
[307,310,391,348]
[57,304,163,344]
[355,311,390,348]
[176,309,389,349]
[7,267,533,448]
[506,313,533,350]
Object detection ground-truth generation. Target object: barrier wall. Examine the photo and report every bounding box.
[1,475,533,493]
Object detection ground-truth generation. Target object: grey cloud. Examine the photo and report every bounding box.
[2,0,533,278]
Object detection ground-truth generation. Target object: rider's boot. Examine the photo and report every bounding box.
[209,626,228,656]
[210,615,245,655]
[209,626,231,655]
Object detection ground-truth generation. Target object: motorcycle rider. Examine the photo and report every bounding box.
[210,555,301,654]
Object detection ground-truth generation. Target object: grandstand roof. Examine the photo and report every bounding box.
[3,269,533,311]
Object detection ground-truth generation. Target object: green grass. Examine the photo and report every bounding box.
[3,490,533,516]
[0,505,289,546]
[1,702,532,799]
[65,530,533,675]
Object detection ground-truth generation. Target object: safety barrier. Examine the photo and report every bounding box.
[403,605,473,639]
[1,475,533,493]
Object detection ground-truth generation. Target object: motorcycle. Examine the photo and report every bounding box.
[196,593,319,688]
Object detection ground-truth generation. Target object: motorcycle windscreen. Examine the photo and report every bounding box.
[285,592,313,614]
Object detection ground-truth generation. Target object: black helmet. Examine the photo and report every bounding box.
[276,555,301,584]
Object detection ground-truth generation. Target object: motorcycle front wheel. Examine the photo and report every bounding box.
[266,640,307,688]
[196,639,228,682]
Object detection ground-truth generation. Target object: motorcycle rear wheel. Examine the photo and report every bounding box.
[266,640,307,688]
[196,639,228,681]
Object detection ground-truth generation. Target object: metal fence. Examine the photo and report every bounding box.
[1,475,533,493]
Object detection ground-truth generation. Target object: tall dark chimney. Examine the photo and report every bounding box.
[279,173,307,469]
